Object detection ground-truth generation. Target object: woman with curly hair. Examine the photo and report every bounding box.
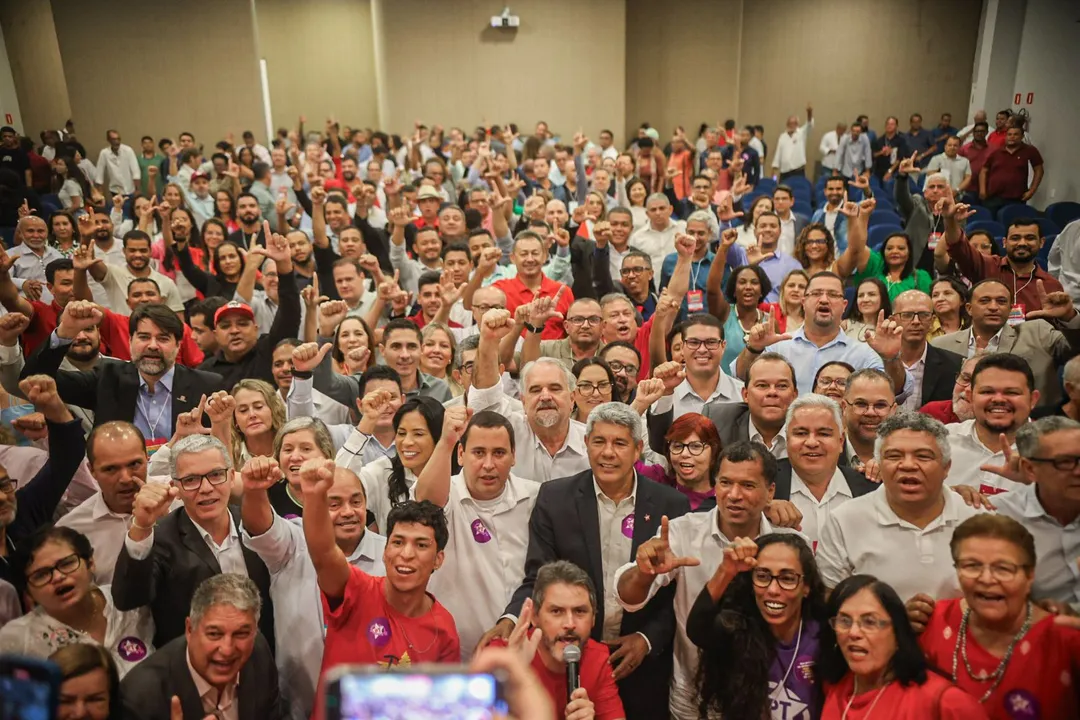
[688,533,828,720]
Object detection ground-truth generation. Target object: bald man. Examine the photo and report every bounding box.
[892,290,964,410]
[8,216,65,303]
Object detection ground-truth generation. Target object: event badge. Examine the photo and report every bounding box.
[1007,303,1025,326]
[686,290,704,313]
[145,438,168,457]
[927,232,942,250]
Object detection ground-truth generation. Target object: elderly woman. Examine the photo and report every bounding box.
[0,527,154,678]
[912,515,1080,719]
[818,575,986,719]
[264,416,337,521]
[50,643,122,720]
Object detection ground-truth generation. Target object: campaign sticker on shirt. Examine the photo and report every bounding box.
[1003,689,1040,719]
[979,484,1009,497]
[1008,303,1026,326]
[470,519,492,544]
[686,290,704,313]
[117,637,148,662]
[367,617,392,648]
[621,514,635,539]
[284,513,300,521]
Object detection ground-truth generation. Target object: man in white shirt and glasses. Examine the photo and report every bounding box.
[771,103,814,181]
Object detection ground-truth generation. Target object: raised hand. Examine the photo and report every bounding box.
[719,227,738,256]
[0,312,29,346]
[978,436,1029,485]
[633,516,701,576]
[0,246,12,275]
[173,395,211,442]
[718,536,759,576]
[22,279,42,302]
[897,151,918,175]
[441,405,473,447]
[865,309,903,360]
[480,308,514,341]
[836,194,860,218]
[266,226,290,263]
[764,500,803,530]
[19,375,63,414]
[745,244,775,266]
[344,346,370,375]
[632,378,666,407]
[953,484,997,510]
[745,307,791,352]
[476,247,502,279]
[717,194,744,222]
[439,271,465,308]
[241,455,284,493]
[1026,279,1077,321]
[529,287,566,326]
[310,185,328,206]
[358,388,397,433]
[652,289,681,323]
[57,300,104,340]
[552,227,571,249]
[505,597,542,665]
[298,458,336,499]
[132,482,178,530]
[571,205,587,226]
[72,241,95,272]
[204,390,236,428]
[318,300,349,336]
[730,175,750,198]
[292,342,333,374]
[111,194,125,212]
[674,232,696,258]
[651,360,686,395]
[593,220,612,249]
[850,173,870,191]
[11,412,47,441]
[76,207,96,239]
[858,196,877,216]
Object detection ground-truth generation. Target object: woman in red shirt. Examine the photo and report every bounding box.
[915,515,1080,720]
[818,576,986,719]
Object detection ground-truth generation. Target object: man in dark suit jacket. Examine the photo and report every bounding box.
[892,290,964,406]
[120,574,285,720]
[496,403,690,720]
[22,301,224,432]
[111,435,274,650]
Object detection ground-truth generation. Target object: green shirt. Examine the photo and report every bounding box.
[853,251,932,301]
[137,153,164,195]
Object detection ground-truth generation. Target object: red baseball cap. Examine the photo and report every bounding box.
[214,300,255,324]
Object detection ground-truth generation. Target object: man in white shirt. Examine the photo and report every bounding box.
[83,230,185,315]
[772,186,808,256]
[417,408,539,659]
[771,104,814,180]
[649,314,743,420]
[241,130,272,165]
[925,137,971,194]
[819,121,846,175]
[956,109,988,146]
[946,353,1037,494]
[468,307,590,483]
[630,193,685,278]
[614,440,797,720]
[817,412,980,602]
[94,130,141,196]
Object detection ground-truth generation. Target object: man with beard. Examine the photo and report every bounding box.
[811,176,851,251]
[82,229,184,316]
[959,122,994,199]
[840,368,897,471]
[8,216,64,302]
[23,301,221,439]
[0,374,85,594]
[519,297,604,372]
[229,192,268,249]
[921,353,981,425]
[56,421,157,584]
[932,278,1080,408]
[599,342,642,401]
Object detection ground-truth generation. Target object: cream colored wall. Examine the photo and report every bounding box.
[374,0,626,145]
[0,1,70,139]
[50,0,264,155]
[256,0,379,139]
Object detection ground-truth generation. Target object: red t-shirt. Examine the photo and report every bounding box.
[313,566,460,720]
[494,275,574,340]
[490,638,625,720]
[24,299,62,356]
[920,399,961,426]
[406,310,462,331]
[987,129,1008,148]
[98,308,204,367]
[632,316,655,381]
[920,597,1080,720]
[822,672,986,719]
[983,144,1044,200]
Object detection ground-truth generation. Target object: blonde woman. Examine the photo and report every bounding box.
[230,379,287,466]
[420,323,462,397]
[764,269,809,334]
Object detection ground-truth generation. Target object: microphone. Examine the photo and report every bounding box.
[563,643,581,706]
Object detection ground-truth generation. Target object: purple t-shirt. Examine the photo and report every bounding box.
[769,619,821,720]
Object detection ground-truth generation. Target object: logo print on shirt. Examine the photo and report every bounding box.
[367,617,392,648]
[768,682,810,719]
[117,637,148,662]
[621,514,634,539]
[796,657,815,682]
[1003,689,1040,719]
[471,519,492,544]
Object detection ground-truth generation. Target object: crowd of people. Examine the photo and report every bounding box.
[0,105,1076,720]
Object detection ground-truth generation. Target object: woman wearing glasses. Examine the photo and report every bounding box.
[0,527,153,677]
[818,575,985,719]
[687,534,828,720]
[813,361,855,403]
[914,515,1080,719]
[659,412,721,511]
[571,357,619,422]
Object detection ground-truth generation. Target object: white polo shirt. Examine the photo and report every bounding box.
[816,487,979,601]
[995,484,1080,605]
[652,374,744,421]
[243,514,385,720]
[466,382,590,484]
[788,467,857,551]
[945,419,1024,494]
[614,509,798,720]
[427,473,539,659]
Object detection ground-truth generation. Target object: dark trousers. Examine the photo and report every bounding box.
[778,168,805,181]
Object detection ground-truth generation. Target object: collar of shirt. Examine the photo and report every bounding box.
[533,420,588,459]
[903,343,928,370]
[872,486,960,530]
[456,473,533,516]
[707,506,775,543]
[790,466,852,504]
[592,474,638,506]
[195,512,240,550]
[674,375,741,405]
[748,415,787,451]
[140,364,176,394]
[348,529,385,565]
[187,646,238,715]
[966,324,1006,353]
[1009,483,1080,528]
[91,493,129,521]
[791,326,851,352]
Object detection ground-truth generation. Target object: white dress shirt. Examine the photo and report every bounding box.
[900,344,928,412]
[614,509,797,720]
[243,514,385,720]
[95,144,141,195]
[56,494,133,585]
[816,488,979,601]
[651,373,744,421]
[124,513,248,577]
[819,130,840,170]
[778,213,797,256]
[995,484,1080,605]
[945,419,1024,494]
[467,381,590,484]
[630,220,686,278]
[595,478,636,643]
[1047,220,1080,305]
[772,120,814,173]
[0,586,154,678]
[788,467,855,550]
[427,473,539,659]
[100,264,185,314]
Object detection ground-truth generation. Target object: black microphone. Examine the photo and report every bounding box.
[563,643,581,706]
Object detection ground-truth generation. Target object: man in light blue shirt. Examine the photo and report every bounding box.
[734,271,912,399]
[752,211,803,303]
[136,365,175,442]
[835,125,873,180]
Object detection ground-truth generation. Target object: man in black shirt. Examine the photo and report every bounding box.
[871,116,909,181]
[0,127,31,187]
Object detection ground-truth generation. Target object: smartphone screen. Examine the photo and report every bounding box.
[0,656,60,720]
[327,670,507,720]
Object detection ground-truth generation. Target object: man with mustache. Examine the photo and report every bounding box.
[7,216,64,304]
[23,301,221,441]
[932,278,1080,408]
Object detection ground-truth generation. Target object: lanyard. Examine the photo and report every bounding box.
[1013,267,1035,301]
[137,383,171,439]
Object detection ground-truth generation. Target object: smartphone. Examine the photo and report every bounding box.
[0,655,60,720]
[323,665,508,720]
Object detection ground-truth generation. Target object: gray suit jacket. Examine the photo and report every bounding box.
[930,318,1080,408]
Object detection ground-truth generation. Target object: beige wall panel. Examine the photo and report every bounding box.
[0,1,71,138]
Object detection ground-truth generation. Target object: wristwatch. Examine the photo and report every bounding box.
[524,322,543,334]
[743,334,763,354]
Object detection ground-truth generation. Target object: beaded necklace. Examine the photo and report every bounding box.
[950,601,1033,703]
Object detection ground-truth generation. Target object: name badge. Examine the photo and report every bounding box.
[686,290,704,313]
[927,232,942,250]
[1007,303,1026,326]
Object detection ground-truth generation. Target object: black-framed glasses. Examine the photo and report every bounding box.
[955,559,1029,581]
[621,266,650,276]
[751,568,802,591]
[670,441,706,456]
[816,377,848,389]
[828,615,893,633]
[807,289,845,300]
[896,311,933,322]
[683,338,722,351]
[576,380,612,396]
[607,361,638,376]
[459,361,476,375]
[566,316,602,327]
[176,468,231,492]
[848,400,894,415]
[803,238,828,246]
[0,477,18,495]
[26,553,83,588]
[1026,456,1080,472]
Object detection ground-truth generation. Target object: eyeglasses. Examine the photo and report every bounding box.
[26,553,83,588]
[1026,456,1080,472]
[956,372,973,387]
[0,477,18,495]
[607,361,638,376]
[473,303,506,314]
[683,338,722,351]
[848,400,895,415]
[670,441,707,456]
[803,238,828,246]
[816,377,848,389]
[459,361,475,375]
[896,311,933,322]
[175,468,231,492]
[566,316,602,327]
[807,289,845,300]
[576,380,612,396]
[955,559,1028,582]
[829,615,893,633]
[751,569,803,591]
[621,266,650,276]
